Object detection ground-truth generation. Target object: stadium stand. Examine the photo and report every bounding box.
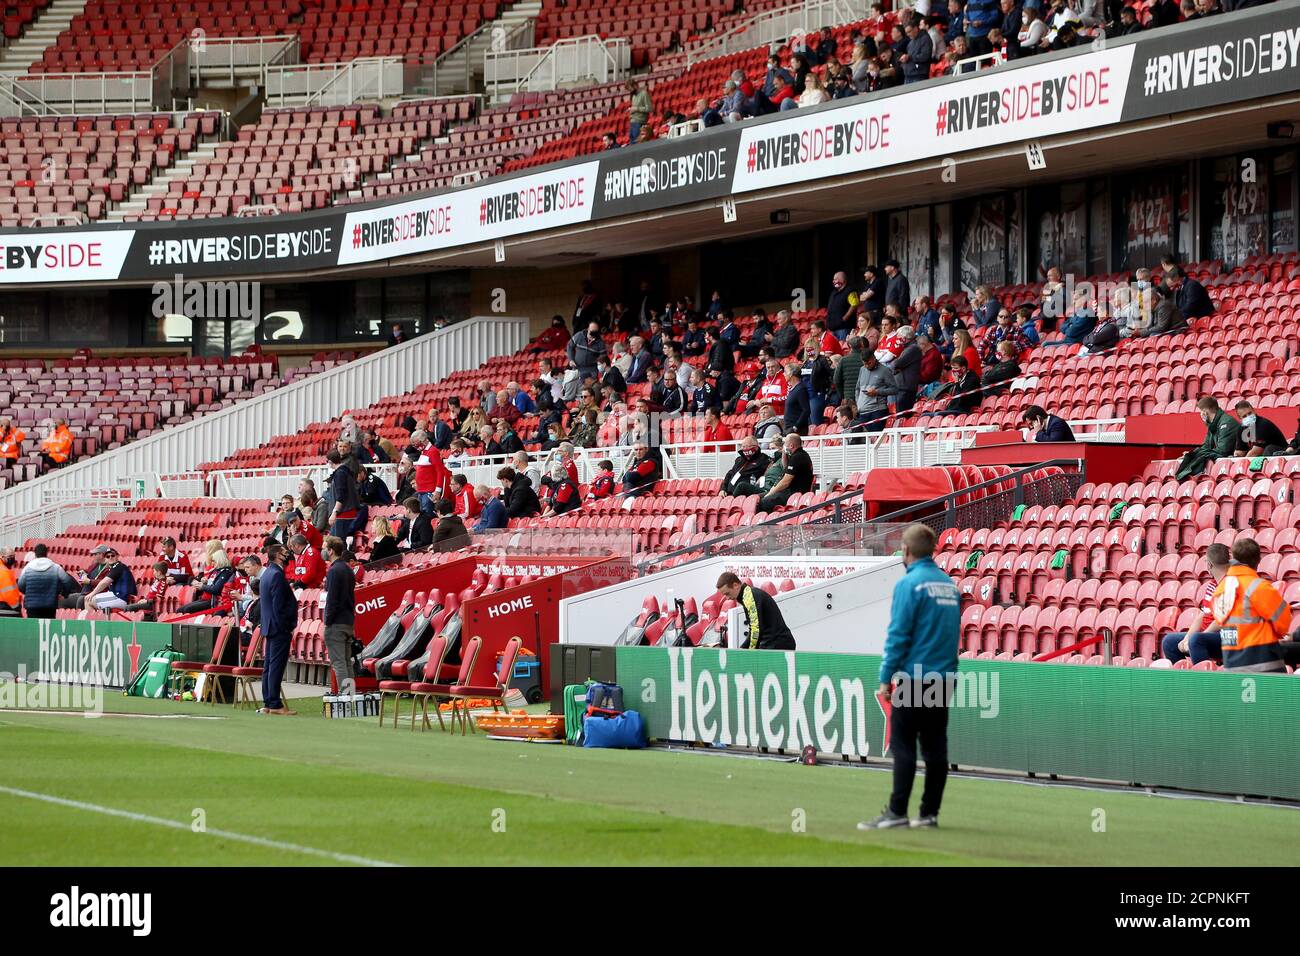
[0,351,358,492]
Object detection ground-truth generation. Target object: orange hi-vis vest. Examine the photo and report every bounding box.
[40,425,72,463]
[0,563,19,608]
[0,427,25,461]
[1212,564,1292,672]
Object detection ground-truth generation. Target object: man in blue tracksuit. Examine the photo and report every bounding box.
[258,543,299,715]
[860,524,961,830]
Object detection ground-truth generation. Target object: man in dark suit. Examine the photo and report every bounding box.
[257,543,298,715]
[598,356,627,396]
[860,265,886,320]
[884,259,911,313]
[397,496,433,550]
[1167,266,1214,319]
[626,337,654,383]
[1021,404,1076,442]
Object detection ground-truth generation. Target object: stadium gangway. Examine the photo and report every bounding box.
[686,0,871,66]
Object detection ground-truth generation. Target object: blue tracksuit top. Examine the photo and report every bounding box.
[879,557,962,684]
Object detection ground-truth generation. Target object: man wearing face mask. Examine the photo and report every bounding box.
[722,436,772,497]
[1232,401,1287,458]
[1175,396,1241,480]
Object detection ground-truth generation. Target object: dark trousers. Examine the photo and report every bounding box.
[177,597,215,614]
[895,389,917,415]
[757,488,794,513]
[261,633,292,710]
[1161,631,1222,664]
[25,606,56,619]
[889,682,951,818]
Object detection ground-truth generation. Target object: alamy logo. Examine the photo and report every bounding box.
[50,886,151,936]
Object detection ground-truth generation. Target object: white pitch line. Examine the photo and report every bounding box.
[0,710,224,719]
[0,785,402,867]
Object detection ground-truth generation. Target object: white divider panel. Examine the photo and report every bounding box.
[0,316,529,520]
[559,554,900,653]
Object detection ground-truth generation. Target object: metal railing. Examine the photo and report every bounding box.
[264,56,404,106]
[952,50,1006,74]
[486,35,629,94]
[0,493,130,551]
[0,70,153,114]
[151,37,192,109]
[687,0,870,65]
[189,34,300,87]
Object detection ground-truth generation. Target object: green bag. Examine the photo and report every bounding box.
[1108,501,1128,521]
[127,646,184,699]
[1011,504,1027,522]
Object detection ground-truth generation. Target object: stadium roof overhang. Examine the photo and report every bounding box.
[2,0,1297,291]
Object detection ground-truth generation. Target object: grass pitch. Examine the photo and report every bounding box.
[0,692,1294,866]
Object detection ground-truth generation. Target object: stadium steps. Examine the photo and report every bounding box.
[0,0,88,72]
[105,140,220,222]
[411,0,541,98]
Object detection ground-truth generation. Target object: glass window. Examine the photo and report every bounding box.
[1209,154,1268,267]
[0,294,46,346]
[933,203,952,298]
[48,293,111,344]
[958,196,1007,294]
[1271,151,1296,254]
[1119,171,1175,271]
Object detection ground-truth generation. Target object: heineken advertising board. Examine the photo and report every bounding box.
[0,619,177,689]
[616,646,1300,800]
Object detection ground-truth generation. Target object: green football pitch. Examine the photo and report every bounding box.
[0,692,1294,866]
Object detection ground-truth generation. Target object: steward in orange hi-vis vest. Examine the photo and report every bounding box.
[0,419,25,462]
[1212,560,1292,673]
[39,420,73,465]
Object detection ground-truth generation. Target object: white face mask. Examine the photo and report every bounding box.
[1241,415,1257,427]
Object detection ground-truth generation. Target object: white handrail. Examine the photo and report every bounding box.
[687,0,869,66]
[0,317,531,520]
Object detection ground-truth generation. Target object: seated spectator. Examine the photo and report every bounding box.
[1175,396,1241,480]
[1162,543,1230,665]
[532,315,571,353]
[1213,538,1292,672]
[912,296,941,342]
[979,307,1031,364]
[587,459,617,500]
[942,356,983,414]
[794,70,830,107]
[756,357,790,413]
[621,442,661,497]
[497,420,524,456]
[541,460,582,517]
[287,532,326,589]
[917,333,944,390]
[1166,265,1215,319]
[498,466,541,519]
[472,485,508,532]
[122,561,169,621]
[891,327,923,414]
[1021,404,1076,442]
[702,407,734,453]
[39,418,74,470]
[1079,311,1120,354]
[1108,4,1143,36]
[433,498,471,552]
[800,340,833,426]
[980,340,1023,394]
[1232,401,1288,457]
[970,286,997,328]
[1051,288,1096,346]
[950,328,981,377]
[722,436,772,496]
[1016,305,1041,346]
[689,368,721,415]
[753,400,785,444]
[770,309,801,359]
[159,536,193,584]
[757,433,815,513]
[177,548,234,614]
[368,516,399,563]
[397,497,433,550]
[1139,281,1188,337]
[17,543,77,619]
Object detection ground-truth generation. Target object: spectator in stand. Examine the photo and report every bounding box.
[286,532,326,589]
[431,498,471,552]
[406,429,447,515]
[965,0,1000,53]
[0,416,24,465]
[1000,0,1024,56]
[951,327,981,377]
[825,271,858,340]
[856,350,899,432]
[627,78,653,143]
[912,296,941,343]
[1162,543,1230,665]
[573,280,604,332]
[722,436,772,496]
[157,536,193,584]
[979,308,1031,364]
[705,327,737,400]
[753,400,786,445]
[177,547,234,614]
[900,20,934,82]
[596,354,627,398]
[498,466,541,519]
[496,420,524,456]
[39,418,73,470]
[118,560,168,621]
[17,543,76,618]
[834,336,866,408]
[741,308,774,358]
[540,461,583,518]
[532,316,571,355]
[1047,287,1096,346]
[796,70,830,107]
[782,364,811,436]
[325,449,361,540]
[624,336,653,384]
[257,543,297,715]
[1232,401,1288,457]
[321,535,355,693]
[79,547,135,613]
[659,366,688,416]
[470,484,505,533]
[1139,281,1188,337]
[568,407,601,448]
[1166,265,1215,319]
[386,323,408,347]
[935,305,966,358]
[567,320,607,384]
[587,460,617,501]
[758,432,816,513]
[860,264,886,319]
[506,381,535,415]
[764,52,794,96]
[1108,4,1143,35]
[924,14,948,58]
[701,407,734,454]
[800,339,834,428]
[941,356,983,414]
[1175,396,1242,480]
[1148,0,1179,26]
[876,310,906,365]
[0,550,18,616]
[883,260,911,313]
[970,286,998,328]
[397,496,433,550]
[509,449,540,491]
[1179,0,1199,20]
[754,357,788,414]
[1213,538,1292,672]
[621,442,661,498]
[770,309,801,359]
[891,327,924,415]
[367,516,399,563]
[790,52,812,94]
[716,571,797,650]
[980,340,1023,394]
[1021,404,1076,442]
[917,333,944,391]
[1017,5,1046,51]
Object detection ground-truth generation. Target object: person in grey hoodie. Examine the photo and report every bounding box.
[855,350,899,431]
[18,543,77,618]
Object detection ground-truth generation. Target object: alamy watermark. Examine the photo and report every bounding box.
[0,666,104,717]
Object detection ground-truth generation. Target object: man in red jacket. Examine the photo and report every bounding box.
[159,536,194,585]
[451,473,481,521]
[286,533,326,589]
[411,429,451,513]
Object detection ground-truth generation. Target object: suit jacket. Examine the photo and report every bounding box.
[259,562,297,639]
[626,350,653,383]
